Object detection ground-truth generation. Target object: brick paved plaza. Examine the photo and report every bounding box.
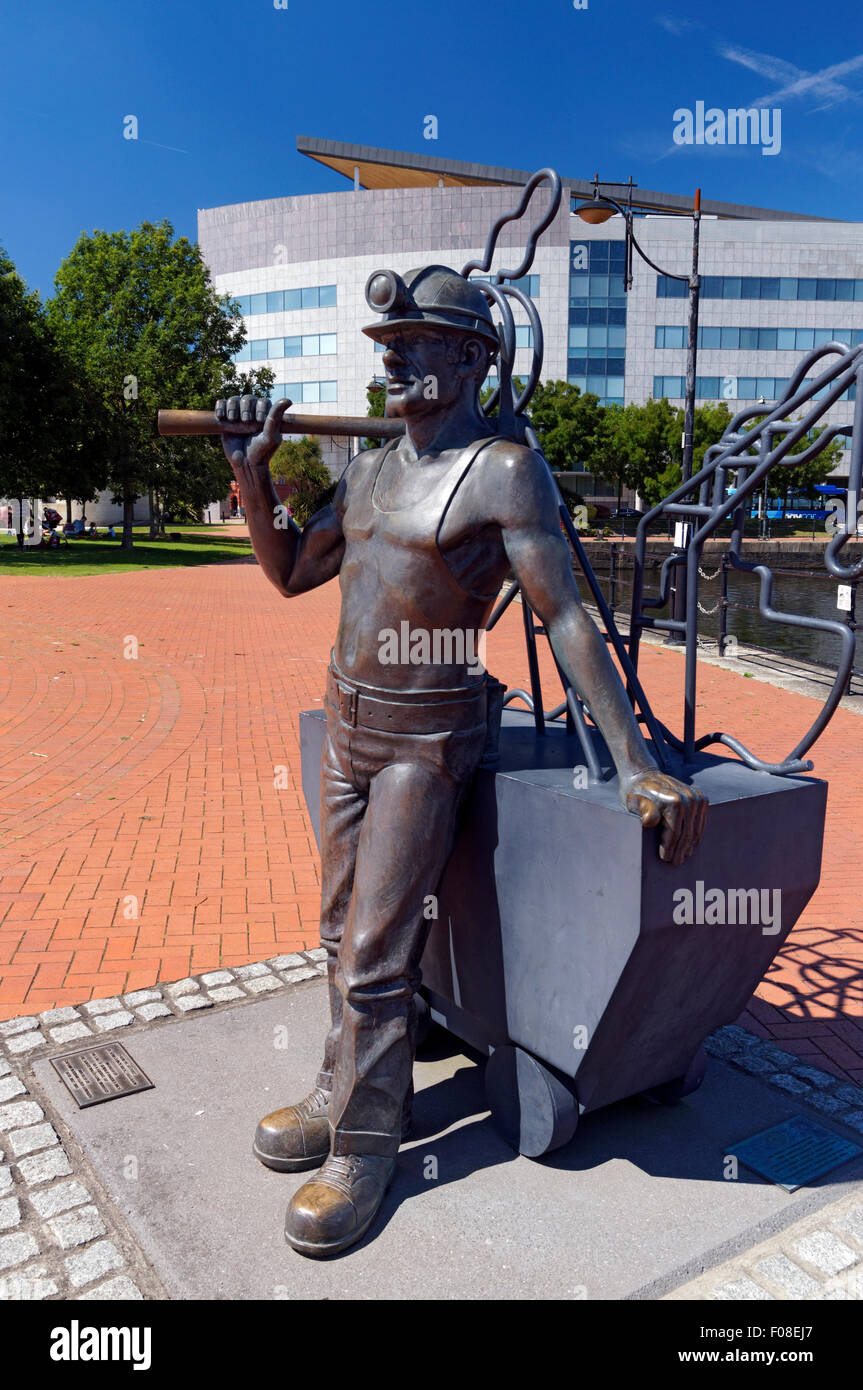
[0,555,861,1080]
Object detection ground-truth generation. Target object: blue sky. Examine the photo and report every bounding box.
[2,0,862,296]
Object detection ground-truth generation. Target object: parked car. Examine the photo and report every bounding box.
[611,506,644,520]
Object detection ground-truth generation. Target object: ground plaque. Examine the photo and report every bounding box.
[728,1115,863,1192]
[50,1042,154,1109]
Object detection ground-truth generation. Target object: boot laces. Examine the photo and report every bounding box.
[294,1086,329,1120]
[324,1154,362,1181]
[315,1152,364,1197]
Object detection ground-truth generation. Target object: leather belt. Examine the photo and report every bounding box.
[326,665,487,734]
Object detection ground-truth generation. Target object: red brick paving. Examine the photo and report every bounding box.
[0,559,862,1082]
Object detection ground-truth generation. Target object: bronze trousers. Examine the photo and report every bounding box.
[315,661,487,1159]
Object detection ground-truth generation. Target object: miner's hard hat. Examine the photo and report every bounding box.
[362,265,499,348]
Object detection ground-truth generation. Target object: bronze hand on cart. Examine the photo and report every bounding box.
[496,442,708,867]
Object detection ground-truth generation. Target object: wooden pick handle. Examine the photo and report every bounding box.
[157,409,404,439]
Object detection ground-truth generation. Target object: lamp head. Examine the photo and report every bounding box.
[574,201,618,225]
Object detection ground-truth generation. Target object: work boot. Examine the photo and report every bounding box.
[254,1087,413,1172]
[284,1153,396,1258]
[254,1087,332,1172]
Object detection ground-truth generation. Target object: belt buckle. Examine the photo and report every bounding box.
[339,683,357,727]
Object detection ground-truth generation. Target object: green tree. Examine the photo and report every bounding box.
[0,246,61,544]
[364,379,387,449]
[41,347,112,525]
[151,365,276,529]
[523,380,606,470]
[592,398,677,505]
[47,220,249,550]
[652,400,734,502]
[269,437,335,525]
[594,399,733,508]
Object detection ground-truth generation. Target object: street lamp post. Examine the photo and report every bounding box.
[573,178,702,644]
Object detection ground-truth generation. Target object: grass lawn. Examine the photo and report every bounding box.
[0,527,253,576]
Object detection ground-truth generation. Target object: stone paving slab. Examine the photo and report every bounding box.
[666,1189,863,1300]
[0,1060,161,1301]
[29,979,863,1301]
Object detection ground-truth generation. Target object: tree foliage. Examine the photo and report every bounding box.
[523,380,606,471]
[0,246,64,543]
[364,380,387,450]
[46,221,251,548]
[269,436,334,525]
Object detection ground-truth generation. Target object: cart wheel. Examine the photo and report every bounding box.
[642,1046,707,1106]
[413,992,432,1050]
[485,1044,579,1158]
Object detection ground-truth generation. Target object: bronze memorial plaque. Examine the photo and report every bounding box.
[50,1042,154,1109]
[729,1115,863,1193]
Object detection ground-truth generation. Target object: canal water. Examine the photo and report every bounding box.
[586,558,862,673]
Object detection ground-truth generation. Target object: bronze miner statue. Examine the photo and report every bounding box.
[215,255,707,1258]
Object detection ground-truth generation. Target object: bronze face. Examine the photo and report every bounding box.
[376,325,490,421]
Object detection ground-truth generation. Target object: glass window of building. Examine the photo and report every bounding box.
[659,274,863,301]
[569,240,628,403]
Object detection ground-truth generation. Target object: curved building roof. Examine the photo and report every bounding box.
[297,135,837,223]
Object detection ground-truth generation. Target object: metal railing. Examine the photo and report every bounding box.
[624,341,863,772]
[589,546,861,697]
